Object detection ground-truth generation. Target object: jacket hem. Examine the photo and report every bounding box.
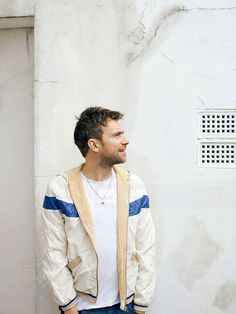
[133,302,148,312]
[58,295,78,311]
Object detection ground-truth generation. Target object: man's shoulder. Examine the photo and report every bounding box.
[129,172,144,184]
[128,172,149,204]
[45,164,83,197]
[46,173,68,193]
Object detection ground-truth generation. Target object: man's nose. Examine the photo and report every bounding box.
[122,136,129,146]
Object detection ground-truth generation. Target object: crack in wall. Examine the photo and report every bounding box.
[35,80,58,84]
[198,96,207,109]
[127,5,236,65]
[26,28,33,59]
[183,6,236,12]
[161,52,175,64]
[129,21,146,45]
[127,6,184,65]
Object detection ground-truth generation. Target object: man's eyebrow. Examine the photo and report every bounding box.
[112,130,125,136]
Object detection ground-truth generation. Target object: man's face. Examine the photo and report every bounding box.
[98,119,129,167]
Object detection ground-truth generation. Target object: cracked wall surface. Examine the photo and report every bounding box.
[35,3,236,313]
[1,0,236,313]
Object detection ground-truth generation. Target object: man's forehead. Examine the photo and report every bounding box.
[103,119,124,132]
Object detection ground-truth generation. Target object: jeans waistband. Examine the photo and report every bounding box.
[60,302,121,313]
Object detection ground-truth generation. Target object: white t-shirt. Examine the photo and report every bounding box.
[77,170,119,310]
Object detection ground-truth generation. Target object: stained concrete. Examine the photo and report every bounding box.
[169,218,223,289]
[213,280,236,311]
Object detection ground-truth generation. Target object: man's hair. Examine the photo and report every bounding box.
[74,106,124,157]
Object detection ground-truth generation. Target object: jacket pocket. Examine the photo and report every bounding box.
[72,250,97,293]
[67,256,81,270]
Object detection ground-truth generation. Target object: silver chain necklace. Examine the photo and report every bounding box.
[85,174,113,205]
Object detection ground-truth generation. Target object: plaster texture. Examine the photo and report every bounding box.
[35,2,236,313]
[1,0,236,313]
[0,27,34,313]
[0,0,34,17]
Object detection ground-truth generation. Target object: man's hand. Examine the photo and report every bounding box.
[64,305,78,314]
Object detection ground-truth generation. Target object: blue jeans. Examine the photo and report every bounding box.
[60,302,136,314]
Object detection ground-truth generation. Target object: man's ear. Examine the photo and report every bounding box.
[87,139,101,153]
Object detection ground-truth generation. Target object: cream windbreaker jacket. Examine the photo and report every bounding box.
[42,164,156,313]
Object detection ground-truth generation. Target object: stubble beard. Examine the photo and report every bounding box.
[99,154,126,168]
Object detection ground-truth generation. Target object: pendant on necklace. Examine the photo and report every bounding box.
[101,201,105,205]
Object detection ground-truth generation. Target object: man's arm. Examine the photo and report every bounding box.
[133,201,156,313]
[41,177,78,312]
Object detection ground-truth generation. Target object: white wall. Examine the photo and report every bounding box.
[35,1,236,313]
[0,0,34,17]
[0,27,34,313]
[2,0,236,313]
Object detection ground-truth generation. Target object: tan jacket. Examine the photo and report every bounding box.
[42,164,156,312]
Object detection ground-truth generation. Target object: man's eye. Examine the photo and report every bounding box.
[114,131,124,137]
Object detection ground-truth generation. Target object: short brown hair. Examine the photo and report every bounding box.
[74,106,124,157]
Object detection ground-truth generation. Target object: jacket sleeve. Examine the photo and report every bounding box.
[133,183,156,313]
[41,176,78,311]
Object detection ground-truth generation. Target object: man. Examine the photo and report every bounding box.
[42,107,156,314]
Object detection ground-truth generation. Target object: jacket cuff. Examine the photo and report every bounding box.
[58,295,78,311]
[133,301,148,313]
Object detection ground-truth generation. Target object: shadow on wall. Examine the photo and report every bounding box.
[168,218,223,289]
[213,280,236,311]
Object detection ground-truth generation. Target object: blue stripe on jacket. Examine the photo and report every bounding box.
[129,195,149,216]
[43,194,149,218]
[43,196,79,218]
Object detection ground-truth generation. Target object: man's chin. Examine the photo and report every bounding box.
[115,157,126,165]
[100,155,127,167]
[110,157,127,166]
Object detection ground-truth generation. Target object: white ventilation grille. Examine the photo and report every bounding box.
[199,111,236,138]
[197,110,236,168]
[199,142,236,167]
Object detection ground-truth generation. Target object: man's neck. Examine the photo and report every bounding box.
[81,161,113,181]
